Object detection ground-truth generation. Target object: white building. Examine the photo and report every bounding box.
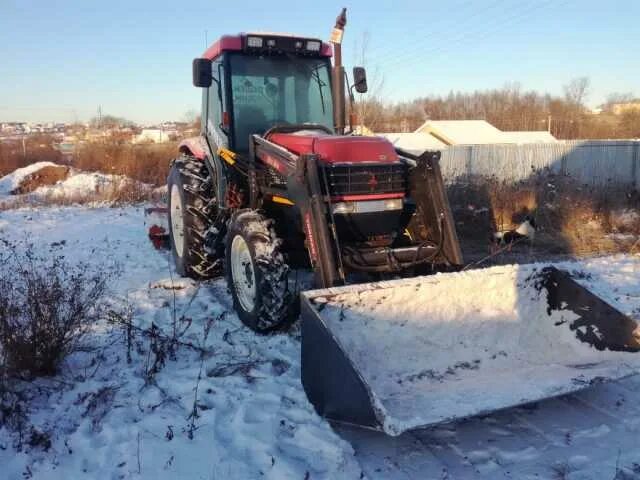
[412,120,557,145]
[378,132,447,155]
[133,129,174,144]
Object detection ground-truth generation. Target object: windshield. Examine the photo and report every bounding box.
[229,54,333,151]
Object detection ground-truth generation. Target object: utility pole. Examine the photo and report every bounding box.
[547,115,552,133]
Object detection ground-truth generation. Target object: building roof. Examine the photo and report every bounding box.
[415,120,505,145]
[500,131,558,144]
[414,120,558,145]
[378,132,447,154]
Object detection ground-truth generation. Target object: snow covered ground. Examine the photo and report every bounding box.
[0,162,151,206]
[0,161,62,195]
[1,205,640,479]
[0,206,360,480]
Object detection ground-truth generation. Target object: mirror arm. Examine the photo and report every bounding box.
[343,70,356,133]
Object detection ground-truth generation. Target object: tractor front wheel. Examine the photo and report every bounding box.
[225,210,294,332]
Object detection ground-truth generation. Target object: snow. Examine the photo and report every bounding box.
[0,206,360,480]
[414,120,506,145]
[0,163,150,207]
[2,205,640,479]
[305,264,640,435]
[377,133,447,153]
[0,161,61,195]
[32,171,137,199]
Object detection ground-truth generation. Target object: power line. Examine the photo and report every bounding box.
[377,0,556,75]
[360,0,509,67]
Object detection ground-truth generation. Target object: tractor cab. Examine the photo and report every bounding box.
[193,33,338,153]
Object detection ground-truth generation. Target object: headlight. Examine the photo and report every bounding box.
[332,199,404,215]
[384,198,403,211]
[246,36,263,48]
[332,202,356,214]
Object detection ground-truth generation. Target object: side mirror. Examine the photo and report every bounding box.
[353,66,368,93]
[193,58,212,88]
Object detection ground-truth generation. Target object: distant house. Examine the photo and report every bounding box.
[378,132,447,154]
[133,129,174,144]
[611,101,640,115]
[412,120,557,145]
[415,120,506,145]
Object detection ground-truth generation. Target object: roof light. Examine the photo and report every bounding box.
[246,36,263,48]
[306,40,321,51]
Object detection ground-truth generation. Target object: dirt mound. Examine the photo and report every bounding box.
[11,165,71,194]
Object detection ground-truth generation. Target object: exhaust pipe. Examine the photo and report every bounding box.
[331,8,347,135]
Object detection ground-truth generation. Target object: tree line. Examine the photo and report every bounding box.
[355,78,640,139]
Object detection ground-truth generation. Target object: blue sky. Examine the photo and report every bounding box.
[1,0,638,124]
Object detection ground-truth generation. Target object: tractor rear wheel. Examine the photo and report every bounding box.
[167,155,220,278]
[225,210,294,332]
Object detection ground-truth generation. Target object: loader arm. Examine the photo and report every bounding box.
[401,149,464,267]
[251,134,341,288]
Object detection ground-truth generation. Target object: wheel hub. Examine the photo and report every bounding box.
[231,235,256,312]
[170,184,185,257]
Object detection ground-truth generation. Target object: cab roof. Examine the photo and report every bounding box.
[202,33,333,61]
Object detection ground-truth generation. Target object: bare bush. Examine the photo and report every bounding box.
[0,240,117,378]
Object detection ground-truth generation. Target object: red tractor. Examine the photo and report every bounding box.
[164,10,640,435]
[168,9,463,332]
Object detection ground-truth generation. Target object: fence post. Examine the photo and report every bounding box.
[465,145,473,178]
[633,141,640,189]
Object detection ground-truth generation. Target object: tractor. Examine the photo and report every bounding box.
[168,9,462,332]
[165,9,640,435]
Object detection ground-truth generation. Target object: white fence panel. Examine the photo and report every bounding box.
[438,141,640,186]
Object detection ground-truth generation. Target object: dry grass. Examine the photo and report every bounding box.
[75,141,175,186]
[0,136,65,177]
[1,138,174,187]
[448,172,640,257]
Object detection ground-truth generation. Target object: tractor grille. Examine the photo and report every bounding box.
[321,163,407,198]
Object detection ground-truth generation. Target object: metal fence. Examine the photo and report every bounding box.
[439,141,640,186]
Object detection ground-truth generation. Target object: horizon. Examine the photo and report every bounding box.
[1,0,638,124]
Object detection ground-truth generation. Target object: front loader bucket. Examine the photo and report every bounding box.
[300,265,640,436]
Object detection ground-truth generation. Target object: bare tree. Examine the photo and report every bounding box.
[563,77,590,108]
[350,32,388,132]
